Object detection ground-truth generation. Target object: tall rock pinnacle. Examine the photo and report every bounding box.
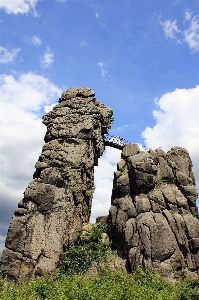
[1,87,113,280]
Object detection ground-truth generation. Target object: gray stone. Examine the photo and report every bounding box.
[128,152,158,174]
[135,194,151,213]
[113,196,137,218]
[161,185,177,205]
[96,215,108,224]
[147,189,166,209]
[180,185,198,206]
[176,171,193,186]
[122,143,140,158]
[167,147,192,176]
[157,157,174,181]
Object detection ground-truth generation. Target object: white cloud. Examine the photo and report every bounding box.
[160,11,199,52]
[26,35,42,46]
[184,15,199,52]
[44,102,56,113]
[0,46,21,63]
[98,62,108,81]
[184,10,193,22]
[160,19,181,42]
[40,47,54,68]
[0,72,61,110]
[142,85,199,204]
[0,0,40,16]
[56,0,66,2]
[90,147,121,223]
[96,13,99,18]
[0,72,62,257]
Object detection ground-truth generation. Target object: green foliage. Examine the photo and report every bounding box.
[177,278,199,300]
[60,242,111,275]
[1,268,199,300]
[167,160,174,169]
[192,211,199,219]
[90,223,108,243]
[131,267,174,291]
[61,223,111,275]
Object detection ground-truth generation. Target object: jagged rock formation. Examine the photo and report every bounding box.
[1,87,113,280]
[109,144,199,279]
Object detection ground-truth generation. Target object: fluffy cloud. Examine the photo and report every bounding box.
[98,62,108,81]
[40,47,54,68]
[0,0,40,16]
[0,46,21,63]
[160,11,199,52]
[142,85,199,203]
[0,72,62,256]
[90,147,121,223]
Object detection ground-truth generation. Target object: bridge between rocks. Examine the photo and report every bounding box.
[103,134,130,150]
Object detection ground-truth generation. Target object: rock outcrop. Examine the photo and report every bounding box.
[109,144,199,279]
[1,87,113,280]
[2,87,199,281]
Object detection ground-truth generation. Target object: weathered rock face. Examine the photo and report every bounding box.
[109,144,199,279]
[1,87,113,280]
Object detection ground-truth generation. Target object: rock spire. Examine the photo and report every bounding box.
[1,87,113,280]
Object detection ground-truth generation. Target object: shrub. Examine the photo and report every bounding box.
[1,268,199,300]
[60,223,111,275]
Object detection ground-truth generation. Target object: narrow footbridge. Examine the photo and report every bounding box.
[103,134,130,150]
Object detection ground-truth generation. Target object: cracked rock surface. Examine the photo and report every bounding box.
[109,144,199,279]
[1,87,113,280]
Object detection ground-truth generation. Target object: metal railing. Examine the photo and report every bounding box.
[103,134,130,150]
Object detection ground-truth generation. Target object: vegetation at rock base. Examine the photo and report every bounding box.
[1,267,199,300]
[1,224,199,300]
[61,222,111,275]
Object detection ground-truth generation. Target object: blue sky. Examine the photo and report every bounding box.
[0,0,199,256]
